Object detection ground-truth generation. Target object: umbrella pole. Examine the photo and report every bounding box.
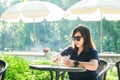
[100,11,102,53]
[33,18,37,51]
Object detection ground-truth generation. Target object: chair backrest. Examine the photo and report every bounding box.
[0,60,8,80]
[115,61,120,80]
[97,59,110,80]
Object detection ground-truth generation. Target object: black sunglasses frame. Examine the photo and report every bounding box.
[72,36,83,41]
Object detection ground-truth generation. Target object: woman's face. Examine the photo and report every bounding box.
[73,31,84,48]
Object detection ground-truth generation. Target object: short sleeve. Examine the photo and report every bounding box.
[87,49,99,61]
[60,46,73,56]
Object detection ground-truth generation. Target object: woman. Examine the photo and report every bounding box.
[53,25,100,80]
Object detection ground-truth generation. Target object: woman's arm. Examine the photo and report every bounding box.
[78,59,98,70]
[63,59,98,71]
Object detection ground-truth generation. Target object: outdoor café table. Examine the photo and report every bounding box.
[29,64,86,80]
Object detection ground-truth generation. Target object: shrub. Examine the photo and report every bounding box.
[0,54,51,80]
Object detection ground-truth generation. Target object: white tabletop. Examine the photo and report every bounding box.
[30,64,86,72]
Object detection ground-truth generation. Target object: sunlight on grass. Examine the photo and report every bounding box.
[106,66,118,80]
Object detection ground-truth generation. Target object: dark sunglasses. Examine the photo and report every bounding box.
[72,36,83,41]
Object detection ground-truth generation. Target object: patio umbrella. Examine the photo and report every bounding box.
[65,0,120,52]
[1,1,65,22]
[1,1,65,49]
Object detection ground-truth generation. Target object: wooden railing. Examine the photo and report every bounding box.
[1,52,45,63]
[6,52,45,57]
[1,51,120,67]
[99,52,120,67]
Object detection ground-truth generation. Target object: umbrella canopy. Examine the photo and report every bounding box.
[1,1,65,50]
[1,1,65,23]
[66,0,120,21]
[65,0,120,52]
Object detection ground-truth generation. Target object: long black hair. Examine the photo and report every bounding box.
[72,25,96,52]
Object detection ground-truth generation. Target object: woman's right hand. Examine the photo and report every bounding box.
[53,54,62,63]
